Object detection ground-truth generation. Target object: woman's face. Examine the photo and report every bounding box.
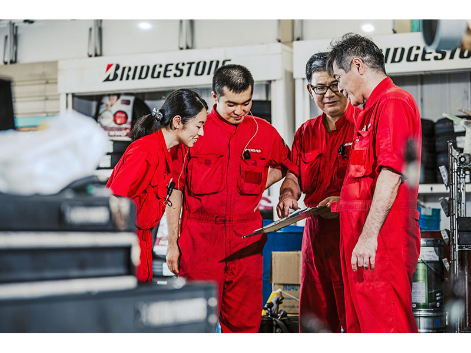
[178,109,207,147]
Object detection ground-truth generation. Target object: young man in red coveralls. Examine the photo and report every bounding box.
[277,52,360,333]
[166,64,297,333]
[327,33,422,333]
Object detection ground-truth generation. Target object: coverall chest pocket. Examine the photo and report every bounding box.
[239,157,267,196]
[188,154,226,195]
[349,130,373,178]
[300,151,322,194]
[336,144,352,180]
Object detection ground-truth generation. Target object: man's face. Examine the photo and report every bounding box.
[212,86,252,125]
[333,61,364,107]
[307,71,348,119]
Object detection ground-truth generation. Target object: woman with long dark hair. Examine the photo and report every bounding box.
[106,89,208,282]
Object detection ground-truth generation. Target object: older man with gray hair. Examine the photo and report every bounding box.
[277,52,360,332]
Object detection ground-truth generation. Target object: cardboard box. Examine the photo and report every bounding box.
[270,251,301,314]
[270,251,301,284]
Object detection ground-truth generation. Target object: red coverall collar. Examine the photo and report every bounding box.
[210,104,250,135]
[364,77,394,111]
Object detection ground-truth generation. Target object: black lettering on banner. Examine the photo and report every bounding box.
[104,64,120,82]
[406,46,420,62]
[207,60,215,75]
[174,62,185,77]
[120,66,129,81]
[213,60,221,72]
[132,66,139,80]
[383,48,390,63]
[138,65,150,80]
[195,61,206,76]
[391,48,405,63]
[434,50,446,61]
[222,59,231,66]
[151,64,162,79]
[449,48,458,60]
[421,48,432,61]
[164,63,173,78]
[459,50,471,59]
[186,62,195,76]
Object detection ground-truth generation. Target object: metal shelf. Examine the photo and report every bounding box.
[419,184,471,194]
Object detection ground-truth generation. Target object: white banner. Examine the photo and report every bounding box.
[58,43,292,94]
[293,32,471,79]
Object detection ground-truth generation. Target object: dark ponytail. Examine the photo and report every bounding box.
[130,89,208,142]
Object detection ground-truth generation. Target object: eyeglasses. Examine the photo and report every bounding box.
[310,82,339,95]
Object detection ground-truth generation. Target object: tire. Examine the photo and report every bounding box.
[434,118,455,135]
[420,167,438,184]
[421,149,437,169]
[421,119,435,137]
[422,136,436,155]
[436,153,449,168]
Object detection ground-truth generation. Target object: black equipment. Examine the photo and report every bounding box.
[0,176,135,232]
[0,78,15,131]
[0,280,217,333]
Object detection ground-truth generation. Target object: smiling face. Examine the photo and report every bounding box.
[212,86,252,125]
[307,71,348,119]
[332,61,365,107]
[178,108,207,147]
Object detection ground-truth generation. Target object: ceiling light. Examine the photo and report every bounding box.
[361,23,375,33]
[138,22,152,30]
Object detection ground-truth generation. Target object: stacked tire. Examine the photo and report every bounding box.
[434,116,469,183]
[421,119,437,184]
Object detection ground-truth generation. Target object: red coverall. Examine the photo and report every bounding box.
[292,103,358,332]
[106,130,172,282]
[171,105,296,333]
[332,77,422,332]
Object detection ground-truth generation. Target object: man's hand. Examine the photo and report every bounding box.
[277,196,300,218]
[277,171,302,218]
[351,236,378,272]
[349,167,402,272]
[166,243,181,275]
[317,196,340,219]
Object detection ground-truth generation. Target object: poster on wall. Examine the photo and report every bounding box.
[97,94,135,140]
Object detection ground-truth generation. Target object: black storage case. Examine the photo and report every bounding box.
[0,231,137,283]
[0,281,217,333]
[0,177,136,232]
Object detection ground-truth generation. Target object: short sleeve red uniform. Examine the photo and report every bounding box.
[171,105,296,333]
[291,103,358,332]
[334,77,422,332]
[106,130,173,282]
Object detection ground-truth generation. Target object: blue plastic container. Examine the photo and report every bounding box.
[262,220,304,304]
[417,207,441,231]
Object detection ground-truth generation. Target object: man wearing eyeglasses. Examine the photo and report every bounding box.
[276,52,361,333]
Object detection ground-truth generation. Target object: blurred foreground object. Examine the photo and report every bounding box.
[0,110,108,195]
[422,20,471,51]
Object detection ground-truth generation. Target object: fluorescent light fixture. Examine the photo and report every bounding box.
[138,22,152,30]
[361,23,375,33]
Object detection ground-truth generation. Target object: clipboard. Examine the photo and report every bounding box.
[242,206,328,238]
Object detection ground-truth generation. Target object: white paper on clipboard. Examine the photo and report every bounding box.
[242,206,327,238]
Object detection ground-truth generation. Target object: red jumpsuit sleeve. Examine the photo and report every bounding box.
[170,144,189,192]
[290,127,303,175]
[375,98,417,175]
[107,147,156,199]
[267,127,298,177]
